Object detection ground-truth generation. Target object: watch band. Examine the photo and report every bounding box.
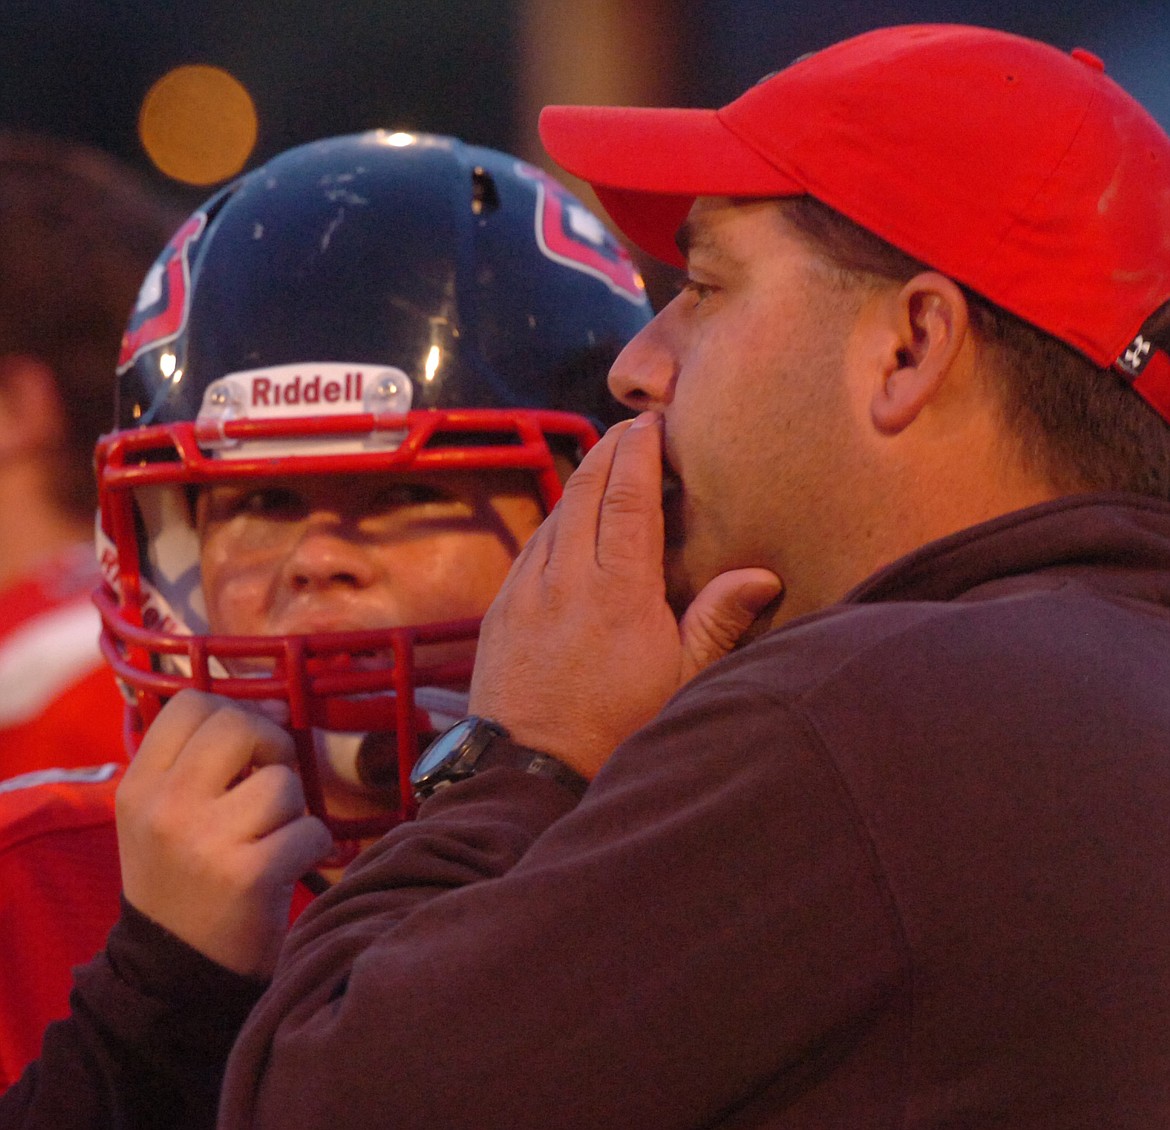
[475,739,590,800]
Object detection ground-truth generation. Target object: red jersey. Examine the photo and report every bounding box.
[0,546,126,780]
[0,762,321,1092]
[0,763,123,1091]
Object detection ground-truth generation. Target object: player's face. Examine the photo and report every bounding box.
[195,468,546,823]
[197,468,544,648]
[607,196,874,625]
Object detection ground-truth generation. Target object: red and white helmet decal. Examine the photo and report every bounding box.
[117,211,207,375]
[521,163,646,304]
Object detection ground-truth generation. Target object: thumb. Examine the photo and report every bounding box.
[678,568,783,681]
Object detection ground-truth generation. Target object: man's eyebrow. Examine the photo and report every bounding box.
[674,216,732,268]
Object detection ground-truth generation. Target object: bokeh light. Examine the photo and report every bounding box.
[138,64,258,186]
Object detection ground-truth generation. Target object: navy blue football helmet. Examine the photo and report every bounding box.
[95,131,651,850]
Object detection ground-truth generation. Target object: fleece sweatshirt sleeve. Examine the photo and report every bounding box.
[219,680,901,1130]
[0,897,268,1130]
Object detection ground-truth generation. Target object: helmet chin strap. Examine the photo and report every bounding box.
[317,686,468,789]
[302,685,471,871]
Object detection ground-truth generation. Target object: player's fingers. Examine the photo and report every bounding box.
[217,762,310,839]
[248,813,335,888]
[164,699,296,795]
[127,688,227,778]
[249,697,292,728]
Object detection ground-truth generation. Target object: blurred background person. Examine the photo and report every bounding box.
[0,132,180,780]
[0,131,179,1093]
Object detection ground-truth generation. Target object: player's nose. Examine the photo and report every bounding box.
[283,513,378,591]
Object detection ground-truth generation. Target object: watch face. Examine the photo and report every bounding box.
[411,717,477,787]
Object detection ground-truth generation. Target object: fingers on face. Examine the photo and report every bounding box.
[489,419,642,593]
[555,414,664,572]
[594,413,664,569]
[121,743,329,877]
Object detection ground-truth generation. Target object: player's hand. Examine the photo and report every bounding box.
[116,689,333,976]
[469,412,781,780]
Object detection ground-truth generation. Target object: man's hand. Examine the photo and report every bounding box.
[469,412,781,780]
[116,690,333,976]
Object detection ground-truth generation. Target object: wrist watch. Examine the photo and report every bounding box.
[410,716,589,801]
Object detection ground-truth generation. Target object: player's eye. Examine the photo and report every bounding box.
[369,483,451,510]
[238,486,306,518]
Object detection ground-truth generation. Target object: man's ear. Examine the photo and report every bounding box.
[0,356,64,459]
[871,272,971,435]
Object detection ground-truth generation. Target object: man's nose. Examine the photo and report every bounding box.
[606,313,677,411]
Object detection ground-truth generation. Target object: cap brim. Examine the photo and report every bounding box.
[539,105,802,267]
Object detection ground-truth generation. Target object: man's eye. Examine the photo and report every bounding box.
[679,277,716,305]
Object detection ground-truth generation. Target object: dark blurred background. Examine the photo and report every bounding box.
[4,0,1166,298]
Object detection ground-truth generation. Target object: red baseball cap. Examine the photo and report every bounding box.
[539,24,1170,419]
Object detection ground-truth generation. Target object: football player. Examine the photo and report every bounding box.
[0,130,650,1115]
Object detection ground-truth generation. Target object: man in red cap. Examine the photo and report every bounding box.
[60,24,1170,1128]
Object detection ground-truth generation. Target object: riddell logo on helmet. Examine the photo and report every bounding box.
[250,371,364,406]
[198,363,408,430]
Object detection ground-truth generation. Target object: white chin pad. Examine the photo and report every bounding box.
[315,686,470,788]
[317,729,367,788]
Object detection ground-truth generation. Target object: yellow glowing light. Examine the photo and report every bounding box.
[383,131,417,148]
[424,345,441,382]
[139,65,258,186]
[159,351,177,378]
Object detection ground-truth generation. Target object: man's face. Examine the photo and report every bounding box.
[607,197,875,626]
[195,467,546,819]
